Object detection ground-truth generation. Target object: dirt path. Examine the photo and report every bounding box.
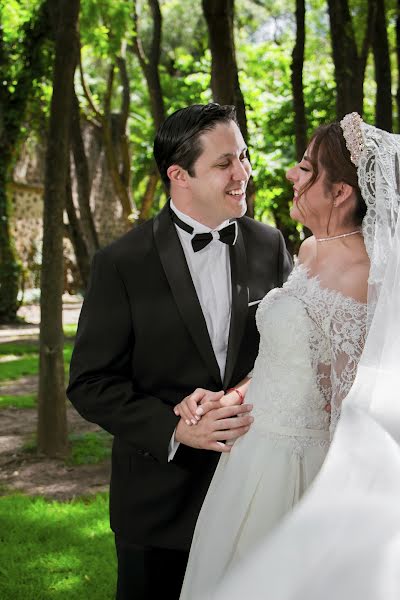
[0,299,111,501]
[0,404,110,500]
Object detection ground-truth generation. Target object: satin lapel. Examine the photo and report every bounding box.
[153,204,222,387]
[223,225,249,388]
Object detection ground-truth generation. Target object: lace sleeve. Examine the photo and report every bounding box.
[329,298,367,436]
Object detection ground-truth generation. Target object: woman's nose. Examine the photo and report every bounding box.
[286,166,296,182]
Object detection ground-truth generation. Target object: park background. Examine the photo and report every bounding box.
[0,0,397,597]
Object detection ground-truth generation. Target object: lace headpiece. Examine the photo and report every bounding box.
[340,113,400,326]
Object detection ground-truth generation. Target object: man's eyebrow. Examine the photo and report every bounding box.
[215,147,248,160]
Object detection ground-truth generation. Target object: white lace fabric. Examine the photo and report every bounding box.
[341,114,400,329]
[250,264,367,450]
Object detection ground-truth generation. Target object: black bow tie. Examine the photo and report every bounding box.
[171,210,237,252]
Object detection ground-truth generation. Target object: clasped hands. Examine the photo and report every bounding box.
[174,388,254,453]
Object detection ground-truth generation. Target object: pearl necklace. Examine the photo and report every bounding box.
[316,230,361,243]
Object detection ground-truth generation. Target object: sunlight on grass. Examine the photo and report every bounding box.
[0,341,73,382]
[0,394,36,409]
[63,323,77,337]
[0,494,116,599]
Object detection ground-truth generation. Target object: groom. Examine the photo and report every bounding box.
[67,103,292,599]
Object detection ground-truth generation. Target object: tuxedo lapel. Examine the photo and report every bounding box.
[223,224,249,388]
[153,204,222,387]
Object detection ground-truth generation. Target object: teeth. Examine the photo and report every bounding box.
[227,189,244,196]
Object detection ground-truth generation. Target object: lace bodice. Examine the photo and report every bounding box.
[247,264,367,451]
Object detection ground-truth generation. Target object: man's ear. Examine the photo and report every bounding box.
[333,182,354,207]
[167,164,190,189]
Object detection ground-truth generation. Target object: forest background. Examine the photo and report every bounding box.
[0,0,397,597]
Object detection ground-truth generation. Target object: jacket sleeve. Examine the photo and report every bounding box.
[67,249,179,464]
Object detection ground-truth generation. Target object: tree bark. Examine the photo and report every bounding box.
[0,0,50,322]
[202,0,254,216]
[139,168,159,222]
[70,89,99,256]
[65,169,90,289]
[291,0,307,161]
[327,0,376,118]
[373,0,392,130]
[131,0,165,218]
[132,0,165,130]
[37,0,80,457]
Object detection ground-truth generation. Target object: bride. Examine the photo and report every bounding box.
[177,114,371,599]
[213,116,400,599]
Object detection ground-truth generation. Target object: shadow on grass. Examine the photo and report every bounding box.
[0,493,116,599]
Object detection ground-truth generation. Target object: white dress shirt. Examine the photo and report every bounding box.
[168,199,233,460]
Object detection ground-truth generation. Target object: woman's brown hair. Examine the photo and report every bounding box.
[301,122,366,225]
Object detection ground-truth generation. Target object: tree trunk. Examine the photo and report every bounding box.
[0,0,50,322]
[139,168,159,222]
[65,170,90,289]
[131,0,164,219]
[327,0,375,118]
[373,0,392,130]
[291,0,307,161]
[70,89,99,256]
[0,169,20,323]
[202,0,254,216]
[37,0,80,457]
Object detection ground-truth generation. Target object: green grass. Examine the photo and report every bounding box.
[0,342,73,382]
[68,432,112,466]
[0,394,36,409]
[63,323,77,338]
[0,493,116,599]
[21,431,113,466]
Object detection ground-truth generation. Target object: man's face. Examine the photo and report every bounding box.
[185,121,251,228]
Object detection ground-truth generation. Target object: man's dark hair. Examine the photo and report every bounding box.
[153,103,238,190]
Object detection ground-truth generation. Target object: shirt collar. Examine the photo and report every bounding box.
[170,198,231,235]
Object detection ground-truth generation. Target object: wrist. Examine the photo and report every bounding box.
[226,387,244,404]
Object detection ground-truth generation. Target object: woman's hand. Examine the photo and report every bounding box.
[174,389,225,425]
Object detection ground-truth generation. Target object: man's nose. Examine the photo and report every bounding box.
[232,159,250,181]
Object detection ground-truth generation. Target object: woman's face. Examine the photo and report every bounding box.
[286,147,333,232]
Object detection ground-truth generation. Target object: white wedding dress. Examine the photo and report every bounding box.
[180,263,367,599]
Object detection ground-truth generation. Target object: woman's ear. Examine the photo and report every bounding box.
[167,164,189,189]
[333,182,354,207]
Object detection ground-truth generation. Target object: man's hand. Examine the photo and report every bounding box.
[175,402,254,453]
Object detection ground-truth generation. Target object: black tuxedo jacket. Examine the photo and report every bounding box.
[67,203,292,551]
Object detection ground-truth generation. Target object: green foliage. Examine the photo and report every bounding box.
[0,494,116,599]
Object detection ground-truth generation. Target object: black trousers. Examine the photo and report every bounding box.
[115,536,189,600]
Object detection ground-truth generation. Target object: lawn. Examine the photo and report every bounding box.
[0,341,73,382]
[0,494,116,599]
[0,326,117,599]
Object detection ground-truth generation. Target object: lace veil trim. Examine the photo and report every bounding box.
[340,112,400,326]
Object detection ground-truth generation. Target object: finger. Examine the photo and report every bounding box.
[200,390,224,405]
[175,402,194,425]
[213,415,254,431]
[212,425,251,441]
[212,403,253,420]
[196,400,223,416]
[188,397,202,420]
[209,441,232,453]
[180,403,197,425]
[187,389,207,405]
